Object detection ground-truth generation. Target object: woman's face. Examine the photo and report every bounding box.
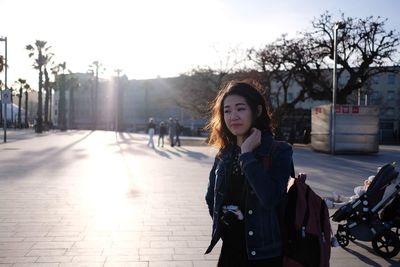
[223,94,253,138]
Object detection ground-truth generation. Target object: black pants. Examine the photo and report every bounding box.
[218,221,282,267]
[175,135,181,146]
[158,135,164,147]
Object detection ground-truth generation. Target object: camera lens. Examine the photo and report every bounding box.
[222,211,237,226]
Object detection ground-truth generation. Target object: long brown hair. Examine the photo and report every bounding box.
[206,80,272,150]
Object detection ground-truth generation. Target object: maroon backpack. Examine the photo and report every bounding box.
[265,141,332,267]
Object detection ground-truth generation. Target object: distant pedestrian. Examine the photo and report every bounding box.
[147,118,156,148]
[175,119,182,147]
[168,117,176,147]
[158,121,167,147]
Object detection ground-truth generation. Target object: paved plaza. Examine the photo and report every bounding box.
[1,129,400,266]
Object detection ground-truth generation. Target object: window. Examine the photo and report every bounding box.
[370,90,380,103]
[380,121,394,130]
[385,108,395,116]
[387,90,395,100]
[388,74,396,85]
[371,75,380,84]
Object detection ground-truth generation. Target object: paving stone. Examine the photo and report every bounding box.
[0,130,399,266]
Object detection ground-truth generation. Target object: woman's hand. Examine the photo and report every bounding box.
[241,128,261,154]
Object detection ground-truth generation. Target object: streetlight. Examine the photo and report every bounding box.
[114,69,122,132]
[0,36,7,142]
[331,22,345,155]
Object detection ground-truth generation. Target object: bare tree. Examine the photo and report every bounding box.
[293,12,400,104]
[248,36,309,138]
[248,12,400,140]
[175,48,248,118]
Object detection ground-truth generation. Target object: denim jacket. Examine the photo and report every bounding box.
[205,133,293,260]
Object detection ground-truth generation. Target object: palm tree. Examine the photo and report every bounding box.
[43,54,54,129]
[9,85,17,126]
[26,40,51,133]
[49,66,60,127]
[0,55,4,72]
[67,77,78,129]
[17,78,26,128]
[88,61,104,129]
[23,83,32,128]
[57,62,68,131]
[0,56,4,124]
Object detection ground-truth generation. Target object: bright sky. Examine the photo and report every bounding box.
[0,0,399,88]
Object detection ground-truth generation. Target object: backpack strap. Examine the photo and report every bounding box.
[320,199,329,244]
[303,185,330,243]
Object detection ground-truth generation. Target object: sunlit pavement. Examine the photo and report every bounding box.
[0,130,400,266]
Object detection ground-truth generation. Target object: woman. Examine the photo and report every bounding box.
[205,81,293,266]
[147,117,156,148]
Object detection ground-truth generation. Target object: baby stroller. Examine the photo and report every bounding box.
[331,162,400,258]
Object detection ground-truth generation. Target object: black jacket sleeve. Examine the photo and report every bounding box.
[205,156,219,217]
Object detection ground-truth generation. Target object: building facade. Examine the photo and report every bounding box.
[52,73,205,135]
[52,68,400,143]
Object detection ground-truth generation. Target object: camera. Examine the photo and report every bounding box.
[221,205,244,226]
[221,210,238,226]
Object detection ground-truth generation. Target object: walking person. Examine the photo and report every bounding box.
[205,81,293,266]
[175,119,182,147]
[158,121,167,147]
[168,117,176,147]
[147,117,156,148]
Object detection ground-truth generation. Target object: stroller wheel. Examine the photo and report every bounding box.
[391,226,400,236]
[348,233,356,241]
[372,230,400,258]
[336,225,351,247]
[335,233,349,247]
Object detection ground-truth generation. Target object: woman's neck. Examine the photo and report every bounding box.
[236,136,244,147]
